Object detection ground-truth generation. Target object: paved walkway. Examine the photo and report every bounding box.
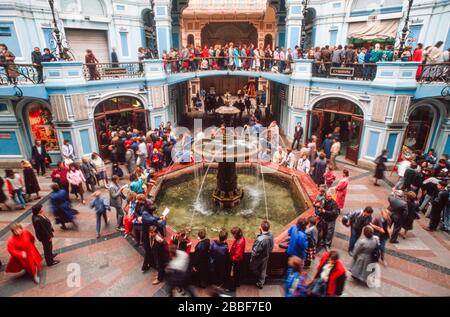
[0,162,449,297]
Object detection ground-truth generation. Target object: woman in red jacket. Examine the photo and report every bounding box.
[5,223,43,284]
[412,43,424,79]
[310,250,347,297]
[229,226,246,291]
[51,161,70,193]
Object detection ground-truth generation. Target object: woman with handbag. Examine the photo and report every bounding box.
[349,226,380,286]
[308,250,346,297]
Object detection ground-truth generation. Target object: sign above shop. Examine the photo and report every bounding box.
[330,67,355,77]
[0,133,11,139]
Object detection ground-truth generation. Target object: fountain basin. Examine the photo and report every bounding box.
[149,162,319,276]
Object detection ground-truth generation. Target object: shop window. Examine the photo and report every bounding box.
[27,102,59,151]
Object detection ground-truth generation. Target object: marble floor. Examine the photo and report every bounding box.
[0,161,449,297]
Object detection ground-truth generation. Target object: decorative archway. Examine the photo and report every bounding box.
[403,104,437,153]
[93,96,149,157]
[200,22,258,47]
[309,97,365,163]
[264,34,273,49]
[187,34,195,46]
[16,99,60,154]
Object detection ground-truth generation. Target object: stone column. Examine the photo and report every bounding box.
[154,0,172,57]
[285,0,304,50]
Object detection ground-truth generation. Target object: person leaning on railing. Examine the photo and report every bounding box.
[85,49,100,80]
[31,47,44,83]
[0,43,19,85]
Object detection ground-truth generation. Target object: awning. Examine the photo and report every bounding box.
[347,19,399,41]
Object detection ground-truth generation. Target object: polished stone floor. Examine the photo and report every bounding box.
[0,160,449,297]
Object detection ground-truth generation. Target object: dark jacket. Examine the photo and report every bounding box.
[149,234,169,269]
[321,198,340,222]
[403,167,420,189]
[374,155,387,179]
[0,177,7,203]
[388,194,408,218]
[50,189,76,223]
[23,167,40,194]
[32,214,53,242]
[294,125,303,139]
[31,145,47,163]
[31,51,43,66]
[210,240,231,284]
[192,238,210,270]
[312,158,327,185]
[432,189,449,211]
[322,138,333,158]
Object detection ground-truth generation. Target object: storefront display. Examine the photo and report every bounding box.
[28,103,59,151]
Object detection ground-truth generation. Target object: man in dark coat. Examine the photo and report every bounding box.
[427,181,449,231]
[345,206,374,254]
[291,122,303,151]
[312,153,327,185]
[321,134,333,160]
[31,204,59,266]
[31,140,47,175]
[147,225,170,285]
[31,47,43,83]
[191,229,210,287]
[318,192,340,251]
[244,97,252,115]
[141,202,167,272]
[388,190,408,243]
[50,183,77,229]
[111,48,119,67]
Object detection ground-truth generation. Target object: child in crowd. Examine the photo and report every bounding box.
[304,216,318,269]
[90,191,110,238]
[314,186,327,216]
[169,230,192,255]
[324,165,336,190]
[284,256,307,297]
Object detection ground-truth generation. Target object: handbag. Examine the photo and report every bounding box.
[371,239,381,263]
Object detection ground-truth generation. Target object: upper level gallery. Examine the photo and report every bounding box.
[0,58,448,101]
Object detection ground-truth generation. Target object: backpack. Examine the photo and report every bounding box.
[371,238,381,263]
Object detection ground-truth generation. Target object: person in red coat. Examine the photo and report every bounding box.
[335,169,349,209]
[412,43,423,79]
[5,223,43,284]
[312,250,347,297]
[51,161,70,193]
[230,227,246,291]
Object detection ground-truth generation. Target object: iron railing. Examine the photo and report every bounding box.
[83,62,144,81]
[311,62,377,81]
[417,62,450,83]
[162,56,294,74]
[0,63,40,85]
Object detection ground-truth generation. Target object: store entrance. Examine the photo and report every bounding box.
[310,98,364,164]
[94,97,149,158]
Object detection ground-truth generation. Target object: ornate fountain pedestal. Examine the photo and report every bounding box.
[213,162,244,207]
[192,124,259,208]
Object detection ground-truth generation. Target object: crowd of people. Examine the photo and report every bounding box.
[2,39,448,84]
[0,112,449,297]
[161,43,294,74]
